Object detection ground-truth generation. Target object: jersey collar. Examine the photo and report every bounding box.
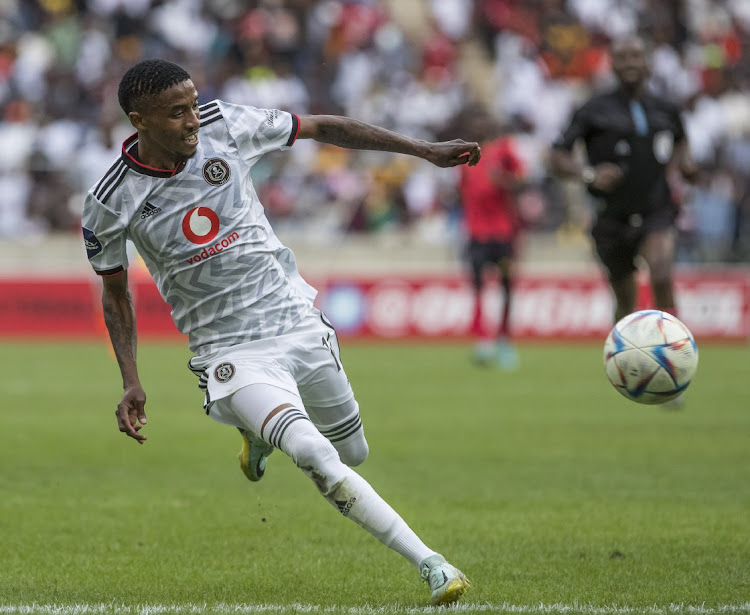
[121,133,187,178]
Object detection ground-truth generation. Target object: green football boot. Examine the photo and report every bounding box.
[237,427,275,482]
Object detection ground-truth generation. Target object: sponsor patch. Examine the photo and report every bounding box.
[202,158,230,186]
[182,207,221,245]
[214,362,236,383]
[186,232,240,264]
[265,109,279,127]
[82,227,102,258]
[614,139,631,156]
[653,131,674,164]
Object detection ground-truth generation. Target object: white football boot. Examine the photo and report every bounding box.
[419,554,471,605]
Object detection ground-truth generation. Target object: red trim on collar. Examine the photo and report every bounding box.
[121,133,184,176]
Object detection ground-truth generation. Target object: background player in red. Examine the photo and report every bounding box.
[459,115,525,369]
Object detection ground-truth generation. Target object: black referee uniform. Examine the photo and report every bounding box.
[553,89,686,281]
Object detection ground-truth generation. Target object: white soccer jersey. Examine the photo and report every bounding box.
[81,100,317,355]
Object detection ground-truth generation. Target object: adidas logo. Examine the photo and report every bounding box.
[334,497,357,517]
[141,202,162,219]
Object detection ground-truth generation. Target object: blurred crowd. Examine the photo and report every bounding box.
[0,0,748,263]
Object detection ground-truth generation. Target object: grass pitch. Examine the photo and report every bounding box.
[0,340,748,614]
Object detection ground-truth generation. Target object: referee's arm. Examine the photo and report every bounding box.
[549,109,623,193]
[549,107,590,180]
[671,138,699,183]
[549,146,624,193]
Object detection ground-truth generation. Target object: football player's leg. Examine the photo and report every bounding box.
[212,383,305,482]
[611,273,638,322]
[257,394,468,601]
[294,320,369,466]
[228,385,469,603]
[495,242,519,370]
[468,241,495,364]
[593,224,638,322]
[468,240,485,338]
[640,228,678,316]
[306,397,369,467]
[497,255,514,339]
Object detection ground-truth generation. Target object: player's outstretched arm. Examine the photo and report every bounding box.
[297,114,481,168]
[101,271,148,444]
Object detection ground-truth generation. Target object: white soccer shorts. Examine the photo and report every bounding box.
[188,308,354,414]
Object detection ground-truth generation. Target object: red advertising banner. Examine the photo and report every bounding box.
[1,270,748,341]
[314,271,750,341]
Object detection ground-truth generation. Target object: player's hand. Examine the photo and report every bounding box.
[424,139,481,168]
[592,163,624,192]
[115,385,148,444]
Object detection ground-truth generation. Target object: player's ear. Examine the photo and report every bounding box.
[128,111,146,131]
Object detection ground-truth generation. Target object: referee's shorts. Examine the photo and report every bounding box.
[591,207,677,283]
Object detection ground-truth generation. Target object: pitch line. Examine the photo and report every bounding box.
[1,604,750,615]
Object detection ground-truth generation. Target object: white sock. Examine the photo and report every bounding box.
[275,413,436,568]
[330,470,437,567]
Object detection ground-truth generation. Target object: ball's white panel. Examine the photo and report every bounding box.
[657,316,692,344]
[618,310,667,347]
[647,366,673,389]
[611,348,660,402]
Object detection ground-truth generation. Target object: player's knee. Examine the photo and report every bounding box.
[290,430,337,469]
[281,426,346,495]
[649,264,673,287]
[309,399,368,466]
[336,436,369,467]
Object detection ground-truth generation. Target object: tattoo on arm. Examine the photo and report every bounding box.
[314,116,426,157]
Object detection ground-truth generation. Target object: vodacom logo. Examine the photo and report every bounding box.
[182,207,220,244]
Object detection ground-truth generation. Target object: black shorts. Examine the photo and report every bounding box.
[591,208,677,282]
[468,239,515,269]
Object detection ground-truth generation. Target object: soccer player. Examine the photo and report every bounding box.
[82,60,479,605]
[550,35,697,324]
[459,117,524,369]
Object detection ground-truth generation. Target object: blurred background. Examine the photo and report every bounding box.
[0,0,748,342]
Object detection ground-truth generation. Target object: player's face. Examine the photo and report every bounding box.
[130,80,200,168]
[611,39,649,89]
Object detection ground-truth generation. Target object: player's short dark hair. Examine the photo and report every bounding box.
[117,59,192,114]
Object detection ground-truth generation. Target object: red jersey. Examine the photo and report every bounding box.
[459,136,524,242]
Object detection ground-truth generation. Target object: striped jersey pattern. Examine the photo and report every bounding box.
[81,100,314,356]
[92,160,128,205]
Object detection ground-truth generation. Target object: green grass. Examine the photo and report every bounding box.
[0,340,749,614]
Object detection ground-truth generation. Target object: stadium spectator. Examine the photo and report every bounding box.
[0,0,746,265]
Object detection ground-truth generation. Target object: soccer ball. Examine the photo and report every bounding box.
[603,310,698,405]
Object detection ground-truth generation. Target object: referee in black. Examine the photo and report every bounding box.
[550,34,697,323]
